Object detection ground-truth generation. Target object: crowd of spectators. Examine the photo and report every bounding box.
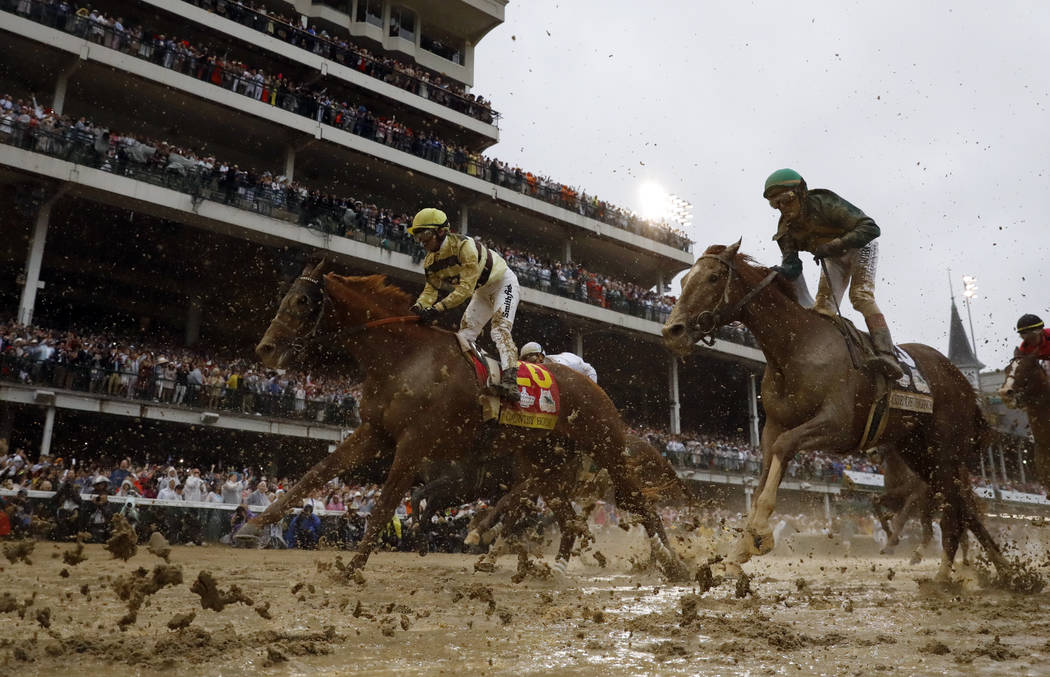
[0,446,498,552]
[2,0,692,251]
[0,320,362,425]
[0,101,732,333]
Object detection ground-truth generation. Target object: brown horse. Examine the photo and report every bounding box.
[661,242,1009,581]
[998,354,1050,492]
[246,259,687,577]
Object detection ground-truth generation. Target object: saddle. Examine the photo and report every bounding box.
[453,334,561,430]
[823,316,934,450]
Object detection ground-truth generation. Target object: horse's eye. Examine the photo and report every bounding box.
[297,295,309,305]
[707,273,719,283]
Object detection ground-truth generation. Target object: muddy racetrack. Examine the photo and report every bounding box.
[1,524,1048,676]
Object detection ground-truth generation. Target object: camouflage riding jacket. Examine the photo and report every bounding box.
[415,233,510,311]
[773,188,881,280]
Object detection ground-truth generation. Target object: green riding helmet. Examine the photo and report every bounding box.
[408,207,449,236]
[763,168,805,198]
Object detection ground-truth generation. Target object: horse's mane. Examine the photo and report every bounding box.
[701,244,802,307]
[324,273,412,313]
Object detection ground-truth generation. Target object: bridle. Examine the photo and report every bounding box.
[269,274,423,357]
[689,253,778,345]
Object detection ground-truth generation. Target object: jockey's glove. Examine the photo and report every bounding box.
[411,305,441,325]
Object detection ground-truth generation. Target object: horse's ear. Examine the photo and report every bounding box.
[723,238,742,260]
[312,257,329,277]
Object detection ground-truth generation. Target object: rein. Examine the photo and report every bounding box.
[691,254,779,345]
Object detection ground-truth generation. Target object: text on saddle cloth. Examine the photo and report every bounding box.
[859,346,934,450]
[498,362,561,430]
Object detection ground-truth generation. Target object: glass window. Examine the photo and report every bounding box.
[389,7,415,42]
[421,30,462,64]
[355,0,383,27]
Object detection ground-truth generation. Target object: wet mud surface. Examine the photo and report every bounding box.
[0,535,1048,676]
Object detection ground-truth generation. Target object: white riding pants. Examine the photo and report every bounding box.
[458,268,520,371]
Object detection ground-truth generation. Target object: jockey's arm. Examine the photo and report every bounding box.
[819,197,881,251]
[434,239,482,311]
[774,239,804,280]
[414,282,439,309]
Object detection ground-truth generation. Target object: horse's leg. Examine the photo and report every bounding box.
[734,415,846,567]
[238,423,386,541]
[936,495,962,582]
[956,483,1009,575]
[465,459,536,546]
[889,490,919,549]
[348,447,430,573]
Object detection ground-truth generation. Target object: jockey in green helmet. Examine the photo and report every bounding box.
[764,169,903,380]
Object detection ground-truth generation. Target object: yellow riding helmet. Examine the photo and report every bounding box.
[408,208,448,236]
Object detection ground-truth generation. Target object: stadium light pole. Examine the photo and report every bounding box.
[962,275,979,361]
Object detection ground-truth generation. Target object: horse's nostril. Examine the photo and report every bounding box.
[664,323,685,338]
[257,342,274,356]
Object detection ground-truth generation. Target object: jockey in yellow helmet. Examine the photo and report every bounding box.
[408,208,520,399]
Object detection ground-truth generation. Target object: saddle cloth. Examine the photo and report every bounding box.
[823,316,935,450]
[454,334,561,430]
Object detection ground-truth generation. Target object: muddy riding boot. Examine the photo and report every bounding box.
[498,367,520,401]
[867,327,904,381]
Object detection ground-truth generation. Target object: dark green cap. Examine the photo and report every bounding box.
[763,168,804,198]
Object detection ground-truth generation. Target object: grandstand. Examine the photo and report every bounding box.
[0,0,767,482]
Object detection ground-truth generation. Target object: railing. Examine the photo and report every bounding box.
[0,122,741,339]
[0,0,693,252]
[0,353,360,426]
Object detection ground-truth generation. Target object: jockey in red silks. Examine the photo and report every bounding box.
[1015,314,1050,358]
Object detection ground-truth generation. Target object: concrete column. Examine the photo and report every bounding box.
[1018,447,1026,485]
[668,357,681,435]
[744,487,752,513]
[17,193,65,326]
[823,493,832,523]
[986,446,997,485]
[979,452,987,481]
[458,206,469,235]
[284,144,295,181]
[999,446,1008,483]
[53,57,82,116]
[656,272,665,295]
[573,330,583,358]
[185,302,203,347]
[747,372,760,449]
[563,239,572,264]
[40,406,56,458]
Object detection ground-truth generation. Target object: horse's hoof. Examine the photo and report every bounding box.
[552,558,568,575]
[909,551,923,566]
[464,530,481,546]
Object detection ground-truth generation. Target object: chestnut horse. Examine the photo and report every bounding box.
[245,260,686,576]
[662,242,1009,581]
[998,354,1050,492]
[873,447,934,560]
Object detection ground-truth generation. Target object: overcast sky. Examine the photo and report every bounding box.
[474,0,1050,372]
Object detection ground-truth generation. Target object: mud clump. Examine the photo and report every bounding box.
[190,571,254,612]
[956,636,1021,663]
[3,539,35,564]
[63,539,88,566]
[643,641,689,662]
[35,607,51,628]
[735,573,752,598]
[112,564,184,616]
[680,594,701,625]
[147,532,172,562]
[0,592,17,613]
[105,515,138,561]
[166,611,196,630]
[254,601,272,619]
[919,640,950,655]
[510,550,553,584]
[592,551,607,568]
